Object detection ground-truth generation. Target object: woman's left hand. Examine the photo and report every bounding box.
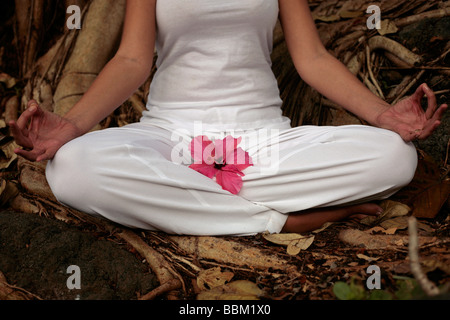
[375,83,447,142]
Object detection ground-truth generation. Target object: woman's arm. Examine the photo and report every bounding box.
[278,0,447,141]
[64,0,156,133]
[10,0,156,161]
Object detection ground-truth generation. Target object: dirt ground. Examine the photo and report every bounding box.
[0,210,157,300]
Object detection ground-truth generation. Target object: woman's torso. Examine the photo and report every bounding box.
[144,0,290,132]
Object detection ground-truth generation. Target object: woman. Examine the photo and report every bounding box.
[10,0,447,235]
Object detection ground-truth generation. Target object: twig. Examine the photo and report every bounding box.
[359,71,381,97]
[444,139,449,168]
[366,45,385,99]
[387,75,412,101]
[434,90,450,95]
[392,70,426,105]
[379,66,450,71]
[408,217,440,297]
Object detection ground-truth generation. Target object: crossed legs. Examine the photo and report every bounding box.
[46,123,417,235]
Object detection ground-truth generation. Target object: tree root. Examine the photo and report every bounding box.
[0,271,43,300]
[368,36,423,67]
[169,236,299,275]
[114,228,184,299]
[396,7,450,27]
[139,279,182,301]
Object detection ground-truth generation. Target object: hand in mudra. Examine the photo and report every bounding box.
[10,100,83,162]
[376,83,448,142]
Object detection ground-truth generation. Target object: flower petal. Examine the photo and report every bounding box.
[189,163,218,179]
[215,136,241,164]
[189,135,214,164]
[215,170,244,195]
[226,146,253,168]
[222,164,247,175]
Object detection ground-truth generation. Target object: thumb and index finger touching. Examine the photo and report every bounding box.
[412,83,448,120]
[9,100,44,158]
[410,83,448,140]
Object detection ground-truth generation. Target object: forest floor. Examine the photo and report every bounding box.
[0,196,449,301]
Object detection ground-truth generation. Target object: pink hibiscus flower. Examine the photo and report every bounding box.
[188,135,253,195]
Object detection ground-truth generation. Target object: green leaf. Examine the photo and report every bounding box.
[333,282,352,300]
[394,278,426,300]
[348,280,367,300]
[333,279,366,300]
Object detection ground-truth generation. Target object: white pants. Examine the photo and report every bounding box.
[45,122,417,236]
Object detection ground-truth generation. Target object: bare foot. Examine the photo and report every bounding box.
[282,203,383,234]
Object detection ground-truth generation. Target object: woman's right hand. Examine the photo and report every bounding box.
[10,100,84,162]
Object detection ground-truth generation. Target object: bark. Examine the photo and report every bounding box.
[53,0,126,116]
[14,0,45,76]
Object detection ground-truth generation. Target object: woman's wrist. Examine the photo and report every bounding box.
[63,106,98,135]
[368,100,392,128]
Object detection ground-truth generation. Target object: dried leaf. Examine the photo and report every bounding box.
[368,226,398,235]
[287,236,315,256]
[422,260,450,275]
[19,160,57,201]
[197,267,234,291]
[361,200,410,226]
[263,233,315,255]
[380,216,409,230]
[356,254,380,262]
[313,222,333,233]
[312,14,340,22]
[393,152,449,219]
[339,10,363,18]
[378,19,399,36]
[0,180,19,207]
[339,229,436,250]
[0,141,18,170]
[197,280,263,300]
[384,227,399,235]
[0,73,17,88]
[9,194,40,215]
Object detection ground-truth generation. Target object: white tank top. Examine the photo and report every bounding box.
[145,0,291,131]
